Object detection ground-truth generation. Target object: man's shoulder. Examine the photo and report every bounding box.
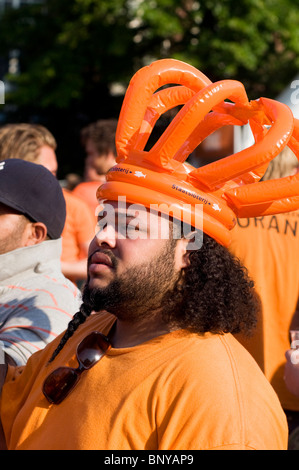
[160,332,287,449]
[0,271,81,310]
[163,332,270,391]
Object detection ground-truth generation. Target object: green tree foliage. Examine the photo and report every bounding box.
[0,0,299,111]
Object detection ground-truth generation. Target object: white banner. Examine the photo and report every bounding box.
[0,81,4,104]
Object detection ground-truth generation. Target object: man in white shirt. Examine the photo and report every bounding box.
[0,159,81,366]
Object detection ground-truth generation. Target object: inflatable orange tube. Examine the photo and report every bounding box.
[116,59,211,161]
[149,80,248,168]
[192,98,294,190]
[134,86,196,152]
[106,163,236,230]
[97,58,299,246]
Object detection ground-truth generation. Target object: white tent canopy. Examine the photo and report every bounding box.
[234,75,299,152]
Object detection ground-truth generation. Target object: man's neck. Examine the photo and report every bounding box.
[108,315,177,349]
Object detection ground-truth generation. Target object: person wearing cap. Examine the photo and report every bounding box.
[0,123,96,284]
[0,159,81,366]
[0,59,293,450]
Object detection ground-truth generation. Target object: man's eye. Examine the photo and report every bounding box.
[126,224,140,231]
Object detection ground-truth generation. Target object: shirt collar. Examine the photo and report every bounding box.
[0,238,62,283]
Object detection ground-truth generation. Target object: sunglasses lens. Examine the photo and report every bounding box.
[77,332,111,368]
[43,332,111,405]
[43,367,79,404]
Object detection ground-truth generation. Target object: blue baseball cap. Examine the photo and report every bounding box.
[0,159,66,239]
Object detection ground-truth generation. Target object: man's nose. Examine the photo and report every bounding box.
[94,224,117,248]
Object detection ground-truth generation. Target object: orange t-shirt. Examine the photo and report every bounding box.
[0,312,287,450]
[72,181,101,216]
[229,211,299,411]
[61,189,95,263]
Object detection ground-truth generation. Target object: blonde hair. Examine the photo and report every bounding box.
[0,123,56,162]
[262,145,299,181]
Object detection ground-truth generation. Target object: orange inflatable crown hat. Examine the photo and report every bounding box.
[97,59,299,246]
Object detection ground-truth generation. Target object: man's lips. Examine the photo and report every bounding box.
[89,251,114,274]
[90,251,113,266]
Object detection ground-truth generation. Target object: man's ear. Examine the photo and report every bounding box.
[177,229,202,269]
[182,247,191,269]
[184,229,203,252]
[175,237,191,270]
[23,222,48,246]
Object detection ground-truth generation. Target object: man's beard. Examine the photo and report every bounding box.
[82,240,180,322]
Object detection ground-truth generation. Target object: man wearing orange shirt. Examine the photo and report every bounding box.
[72,119,117,215]
[0,59,291,451]
[0,200,288,450]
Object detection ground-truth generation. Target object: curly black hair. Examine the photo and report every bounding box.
[161,233,259,335]
[48,232,259,363]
